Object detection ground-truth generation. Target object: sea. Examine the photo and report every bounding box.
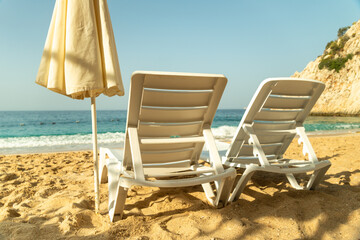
[1,109,360,155]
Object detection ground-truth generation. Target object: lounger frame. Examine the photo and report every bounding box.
[223,78,331,202]
[99,71,236,221]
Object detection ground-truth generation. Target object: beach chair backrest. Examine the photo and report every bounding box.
[226,78,325,160]
[123,71,227,168]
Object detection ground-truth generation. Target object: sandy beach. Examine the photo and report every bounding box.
[0,134,359,240]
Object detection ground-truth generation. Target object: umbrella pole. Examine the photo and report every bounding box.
[91,97,100,213]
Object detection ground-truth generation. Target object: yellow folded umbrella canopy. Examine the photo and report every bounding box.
[36,0,124,98]
[36,0,124,212]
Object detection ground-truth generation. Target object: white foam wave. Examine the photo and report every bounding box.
[0,132,125,149]
[0,132,125,154]
[0,126,238,155]
[212,125,237,139]
[334,124,360,129]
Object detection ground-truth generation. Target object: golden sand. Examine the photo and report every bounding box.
[0,135,359,239]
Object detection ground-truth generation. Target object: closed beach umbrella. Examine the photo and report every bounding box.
[36,0,124,212]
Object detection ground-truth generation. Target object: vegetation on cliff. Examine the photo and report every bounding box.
[318,25,353,72]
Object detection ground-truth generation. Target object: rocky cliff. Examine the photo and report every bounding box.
[292,20,360,116]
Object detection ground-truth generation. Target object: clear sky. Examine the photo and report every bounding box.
[0,0,359,111]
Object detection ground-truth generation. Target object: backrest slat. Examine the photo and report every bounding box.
[138,123,202,138]
[270,81,317,95]
[264,95,310,109]
[252,134,295,145]
[139,107,207,123]
[142,72,218,90]
[142,89,212,107]
[141,149,194,164]
[255,109,302,121]
[140,142,195,151]
[253,121,296,130]
[239,144,283,156]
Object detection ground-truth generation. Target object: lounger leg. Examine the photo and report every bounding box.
[214,174,236,207]
[286,173,304,190]
[229,168,255,202]
[202,182,216,206]
[109,185,128,222]
[107,159,124,221]
[307,164,331,190]
[99,148,108,184]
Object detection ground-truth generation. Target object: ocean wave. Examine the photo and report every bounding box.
[0,132,125,150]
[2,123,360,155]
[304,123,360,132]
[212,125,238,139]
[0,126,238,154]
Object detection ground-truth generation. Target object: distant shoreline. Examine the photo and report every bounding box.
[2,109,359,117]
[310,112,360,117]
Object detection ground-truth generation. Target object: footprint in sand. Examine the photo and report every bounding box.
[72,199,93,210]
[0,173,18,182]
[20,202,31,208]
[36,187,60,198]
[12,179,25,186]
[0,207,21,221]
[59,211,96,234]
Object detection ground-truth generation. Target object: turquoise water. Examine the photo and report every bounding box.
[304,116,360,132]
[1,110,360,154]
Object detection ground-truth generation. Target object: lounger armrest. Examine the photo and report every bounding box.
[203,127,225,174]
[296,125,319,163]
[243,124,271,166]
[128,127,146,181]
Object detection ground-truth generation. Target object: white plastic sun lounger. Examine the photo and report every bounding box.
[99,71,236,221]
[202,78,331,202]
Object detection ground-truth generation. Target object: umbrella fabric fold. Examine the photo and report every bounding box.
[36,0,124,99]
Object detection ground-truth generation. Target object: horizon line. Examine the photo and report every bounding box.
[0,108,247,112]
